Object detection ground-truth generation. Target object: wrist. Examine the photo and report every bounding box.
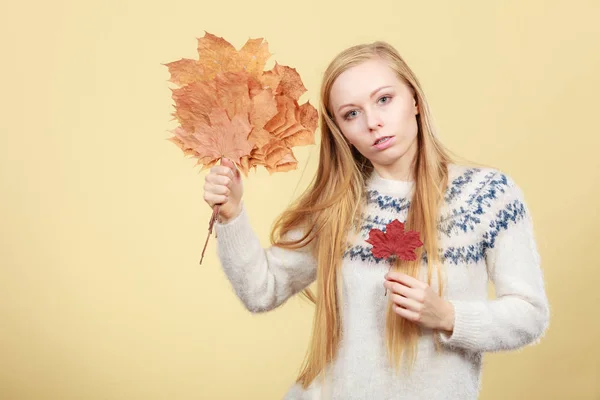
[218,203,243,224]
[440,300,455,332]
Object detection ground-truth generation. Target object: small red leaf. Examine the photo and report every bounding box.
[365,219,423,261]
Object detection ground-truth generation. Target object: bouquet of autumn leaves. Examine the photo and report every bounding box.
[165,32,318,263]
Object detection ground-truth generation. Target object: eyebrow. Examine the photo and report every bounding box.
[336,86,393,113]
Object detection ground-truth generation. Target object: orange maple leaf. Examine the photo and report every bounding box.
[248,88,278,147]
[213,72,252,121]
[164,58,205,86]
[264,96,316,147]
[268,63,307,101]
[173,108,253,167]
[298,101,319,133]
[235,97,317,175]
[261,142,299,173]
[196,32,271,80]
[171,80,218,131]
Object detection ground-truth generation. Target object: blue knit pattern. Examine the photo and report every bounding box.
[344,169,527,265]
[444,168,476,203]
[366,190,411,213]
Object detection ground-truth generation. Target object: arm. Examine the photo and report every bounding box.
[439,174,550,352]
[215,205,317,313]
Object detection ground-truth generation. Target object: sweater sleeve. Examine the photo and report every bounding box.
[214,205,317,313]
[439,173,550,352]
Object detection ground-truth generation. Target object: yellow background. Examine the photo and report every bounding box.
[1,0,598,398]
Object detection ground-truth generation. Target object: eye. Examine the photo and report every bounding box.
[378,95,392,104]
[344,110,359,120]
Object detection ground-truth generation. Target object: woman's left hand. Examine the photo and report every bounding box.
[384,271,455,332]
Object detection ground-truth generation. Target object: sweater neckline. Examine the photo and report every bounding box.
[366,170,415,198]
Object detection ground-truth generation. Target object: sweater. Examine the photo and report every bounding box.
[215,164,550,400]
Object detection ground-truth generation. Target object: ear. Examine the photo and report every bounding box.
[413,96,419,115]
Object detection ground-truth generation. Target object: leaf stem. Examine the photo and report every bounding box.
[199,157,224,265]
[200,205,220,265]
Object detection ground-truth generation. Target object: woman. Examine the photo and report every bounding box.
[203,41,549,399]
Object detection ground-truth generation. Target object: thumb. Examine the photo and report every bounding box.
[221,157,241,180]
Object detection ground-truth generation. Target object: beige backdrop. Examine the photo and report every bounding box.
[1,0,598,399]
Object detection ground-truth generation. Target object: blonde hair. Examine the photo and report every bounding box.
[270,41,453,388]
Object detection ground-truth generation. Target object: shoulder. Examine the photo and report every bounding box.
[446,163,507,188]
[444,163,529,218]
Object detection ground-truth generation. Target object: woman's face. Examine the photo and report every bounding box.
[329,57,419,179]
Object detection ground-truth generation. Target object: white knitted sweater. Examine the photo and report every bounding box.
[215,164,549,399]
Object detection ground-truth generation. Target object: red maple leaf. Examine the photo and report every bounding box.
[365,219,423,261]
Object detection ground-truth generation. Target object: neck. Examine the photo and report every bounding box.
[372,144,417,182]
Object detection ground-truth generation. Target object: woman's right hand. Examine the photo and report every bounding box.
[203,158,244,223]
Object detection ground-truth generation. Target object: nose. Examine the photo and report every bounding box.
[365,108,383,131]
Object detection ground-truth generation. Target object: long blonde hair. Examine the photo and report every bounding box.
[270,41,453,388]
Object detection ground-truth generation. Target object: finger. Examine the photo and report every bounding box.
[206,174,232,188]
[221,157,234,167]
[210,165,235,180]
[221,158,239,174]
[386,272,427,290]
[391,294,423,312]
[205,182,230,196]
[384,281,416,298]
[204,192,228,206]
[393,305,420,322]
[223,157,243,179]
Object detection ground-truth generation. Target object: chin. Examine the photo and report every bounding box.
[371,146,406,165]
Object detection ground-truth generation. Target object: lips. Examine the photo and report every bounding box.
[373,136,393,146]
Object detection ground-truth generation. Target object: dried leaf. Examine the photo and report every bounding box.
[196,32,271,80]
[196,33,239,80]
[248,88,278,147]
[164,59,205,86]
[270,63,307,100]
[267,149,298,174]
[195,157,220,171]
[259,70,282,93]
[298,101,319,133]
[238,155,252,176]
[168,136,199,158]
[174,108,253,167]
[365,220,423,261]
[250,140,298,173]
[236,38,271,77]
[264,96,315,147]
[263,95,296,135]
[214,72,252,120]
[171,81,218,131]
